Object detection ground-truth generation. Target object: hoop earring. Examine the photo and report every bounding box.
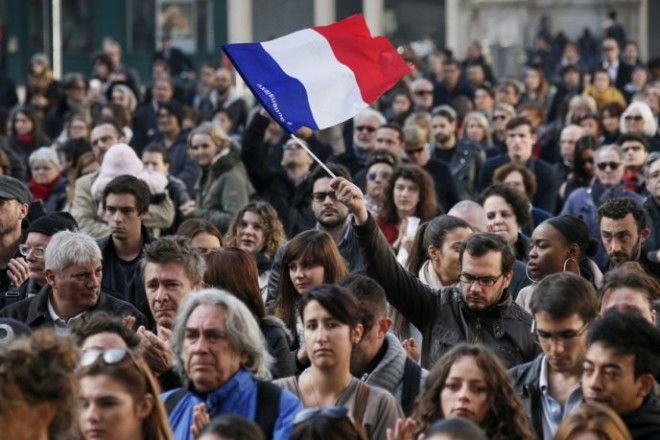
[563,257,581,276]
[525,261,538,283]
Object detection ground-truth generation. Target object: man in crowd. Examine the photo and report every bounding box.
[620,133,650,194]
[0,176,30,300]
[582,311,660,438]
[0,230,145,333]
[432,58,472,106]
[331,176,540,368]
[132,77,174,152]
[409,78,435,112]
[553,124,585,184]
[510,273,598,439]
[163,289,301,439]
[599,265,659,325]
[331,108,385,177]
[375,123,406,159]
[600,37,632,90]
[201,67,248,133]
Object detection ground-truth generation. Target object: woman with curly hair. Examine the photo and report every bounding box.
[377,164,439,249]
[0,329,79,440]
[409,344,535,440]
[225,201,287,298]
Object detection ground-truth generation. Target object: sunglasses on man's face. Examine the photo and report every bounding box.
[596,161,620,171]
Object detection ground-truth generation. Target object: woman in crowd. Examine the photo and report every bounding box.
[565,95,598,126]
[274,230,347,369]
[290,407,368,440]
[491,103,516,155]
[65,112,91,142]
[377,164,438,248]
[461,111,492,152]
[554,403,631,440]
[225,201,287,297]
[520,66,556,114]
[560,135,598,203]
[181,122,253,232]
[77,347,173,440]
[275,284,402,440]
[620,101,660,151]
[176,218,223,255]
[583,68,626,110]
[198,415,264,440]
[25,53,59,114]
[600,102,625,144]
[480,184,532,261]
[363,149,398,217]
[27,146,67,212]
[577,112,603,140]
[6,105,50,172]
[516,215,602,312]
[0,330,78,440]
[409,344,535,440]
[203,247,295,379]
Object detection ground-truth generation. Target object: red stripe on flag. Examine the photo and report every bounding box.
[313,15,411,104]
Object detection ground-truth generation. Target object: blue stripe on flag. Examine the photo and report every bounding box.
[223,42,319,132]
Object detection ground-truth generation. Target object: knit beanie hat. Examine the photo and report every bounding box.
[27,211,78,236]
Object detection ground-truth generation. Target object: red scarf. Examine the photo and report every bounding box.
[16,133,36,149]
[28,175,60,201]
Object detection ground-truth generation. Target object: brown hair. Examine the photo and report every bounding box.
[412,344,535,440]
[0,149,10,175]
[599,263,660,310]
[203,247,266,319]
[225,201,287,259]
[554,402,631,440]
[177,218,223,246]
[380,164,439,223]
[492,162,538,199]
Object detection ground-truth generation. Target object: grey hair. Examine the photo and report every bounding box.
[171,289,272,383]
[595,144,624,161]
[353,107,386,126]
[644,152,660,177]
[620,101,658,137]
[29,147,61,170]
[45,231,102,273]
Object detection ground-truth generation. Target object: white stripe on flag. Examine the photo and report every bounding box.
[261,29,368,130]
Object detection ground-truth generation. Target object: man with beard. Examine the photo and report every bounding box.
[266,164,365,302]
[510,273,598,439]
[0,176,30,301]
[208,67,248,133]
[598,197,652,274]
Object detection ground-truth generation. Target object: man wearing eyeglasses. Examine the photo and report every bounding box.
[509,272,598,439]
[330,108,385,177]
[410,78,434,112]
[562,144,644,270]
[330,177,539,369]
[620,133,650,195]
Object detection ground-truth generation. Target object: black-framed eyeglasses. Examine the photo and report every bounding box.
[596,161,620,171]
[293,406,355,426]
[80,348,132,367]
[534,322,589,344]
[458,273,504,287]
[312,191,337,202]
[18,244,45,258]
[367,171,391,181]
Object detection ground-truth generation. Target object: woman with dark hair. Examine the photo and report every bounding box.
[516,215,602,312]
[377,164,439,249]
[225,201,287,298]
[198,415,264,440]
[274,230,347,369]
[6,105,50,172]
[176,218,223,255]
[409,344,535,440]
[520,66,556,114]
[203,247,295,378]
[480,184,532,261]
[275,285,402,440]
[600,102,625,145]
[78,348,173,440]
[290,407,368,440]
[560,135,598,203]
[554,402,631,440]
[577,112,603,140]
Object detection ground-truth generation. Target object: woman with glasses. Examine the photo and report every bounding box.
[224,201,287,298]
[274,230,347,371]
[275,285,402,440]
[363,150,398,217]
[490,103,516,157]
[78,347,173,440]
[620,101,660,152]
[0,329,78,440]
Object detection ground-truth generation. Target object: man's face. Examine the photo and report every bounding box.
[366,163,393,201]
[47,261,102,311]
[559,126,584,163]
[600,213,647,266]
[216,69,232,94]
[104,193,144,242]
[534,312,588,373]
[351,305,389,374]
[200,66,216,87]
[602,39,620,63]
[375,127,404,155]
[24,232,50,283]
[645,159,660,201]
[182,304,245,393]
[142,152,169,174]
[152,80,173,104]
[474,89,494,113]
[621,140,648,170]
[411,81,434,111]
[0,198,27,235]
[506,124,535,163]
[281,140,312,170]
[431,115,454,144]
[405,141,430,166]
[458,251,512,310]
[601,287,656,325]
[311,177,349,229]
[497,85,518,106]
[90,124,122,163]
[157,109,180,137]
[582,342,650,415]
[353,115,380,151]
[144,261,195,330]
[594,150,623,188]
[443,63,460,87]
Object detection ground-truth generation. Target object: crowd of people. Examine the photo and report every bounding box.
[0,15,659,440]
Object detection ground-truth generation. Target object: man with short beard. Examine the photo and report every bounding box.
[0,177,30,301]
[204,67,247,133]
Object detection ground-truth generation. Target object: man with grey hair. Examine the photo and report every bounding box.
[555,124,585,184]
[0,230,145,333]
[410,77,434,112]
[163,288,301,440]
[331,107,385,177]
[562,144,644,269]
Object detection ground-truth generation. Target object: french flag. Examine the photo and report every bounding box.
[222,14,411,133]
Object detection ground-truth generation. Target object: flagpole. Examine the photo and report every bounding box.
[290,133,336,178]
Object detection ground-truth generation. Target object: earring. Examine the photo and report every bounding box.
[563,257,581,276]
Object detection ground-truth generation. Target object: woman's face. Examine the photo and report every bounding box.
[288,256,325,295]
[236,211,266,255]
[524,69,541,91]
[191,232,221,255]
[527,223,571,280]
[502,171,527,196]
[69,119,89,140]
[79,375,150,440]
[593,72,610,92]
[580,148,595,176]
[189,134,220,167]
[579,117,600,137]
[31,160,59,184]
[393,177,420,218]
[303,300,356,371]
[465,120,485,143]
[111,89,127,108]
[484,195,519,245]
[430,227,473,284]
[601,110,619,133]
[440,355,490,425]
[14,112,34,136]
[624,111,645,134]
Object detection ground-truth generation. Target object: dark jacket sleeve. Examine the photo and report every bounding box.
[262,317,296,379]
[353,214,437,331]
[241,113,275,193]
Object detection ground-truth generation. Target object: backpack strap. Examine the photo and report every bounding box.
[163,387,188,415]
[400,357,422,416]
[255,380,282,438]
[353,381,370,427]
